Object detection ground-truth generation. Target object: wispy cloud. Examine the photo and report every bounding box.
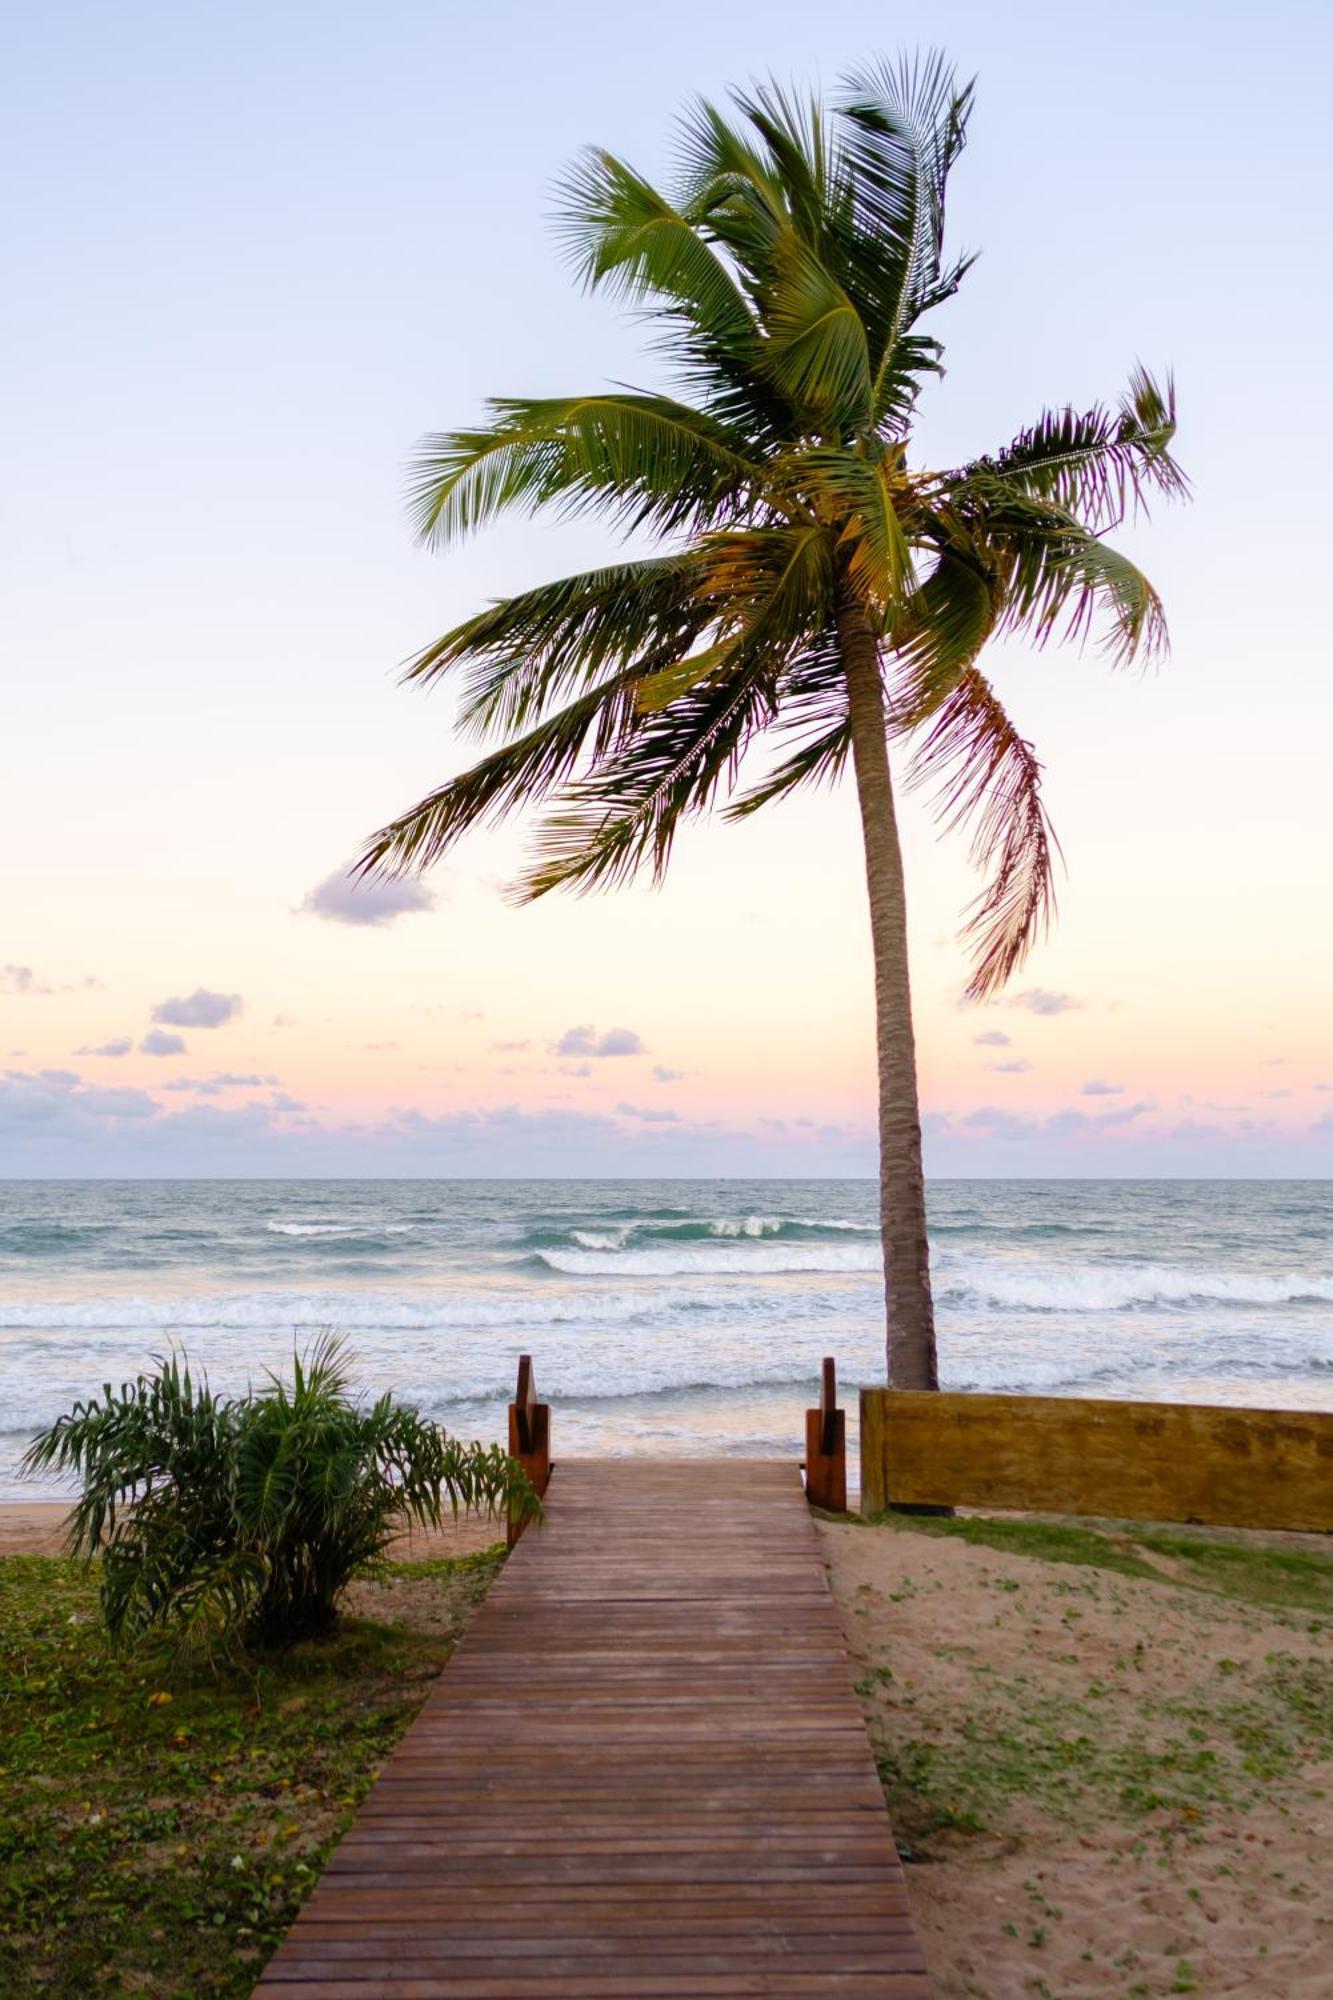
[989,1059,1032,1075]
[2,965,50,996]
[152,989,241,1029]
[553,1025,645,1059]
[616,1102,681,1123]
[76,1037,133,1058]
[1080,1079,1124,1096]
[302,868,434,928]
[491,1039,531,1053]
[161,1072,279,1095]
[972,1031,1011,1048]
[1009,988,1081,1016]
[652,1065,683,1083]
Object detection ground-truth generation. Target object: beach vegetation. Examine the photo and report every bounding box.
[0,1547,501,1998]
[857,1508,1333,1617]
[361,54,1184,1388]
[21,1336,538,1654]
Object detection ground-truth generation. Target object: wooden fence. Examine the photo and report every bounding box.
[859,1388,1333,1531]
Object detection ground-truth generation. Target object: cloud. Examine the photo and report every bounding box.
[553,1025,645,1059]
[1009,988,1081,1016]
[972,1031,1011,1047]
[76,1085,158,1118]
[988,1059,1032,1075]
[152,989,241,1029]
[76,1036,133,1058]
[2,965,52,996]
[161,1072,279,1096]
[1315,1083,1333,1094]
[652,1065,683,1083]
[2,966,102,997]
[615,1101,681,1123]
[1080,1079,1124,1096]
[1263,1087,1291,1100]
[302,868,434,928]
[1047,1099,1154,1134]
[962,1106,1037,1139]
[491,1039,531,1053]
[0,1067,158,1132]
[139,1029,187,1057]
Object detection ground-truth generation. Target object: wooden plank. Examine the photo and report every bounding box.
[860,1387,1333,1528]
[253,1458,928,1995]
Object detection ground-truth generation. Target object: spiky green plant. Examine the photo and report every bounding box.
[361,55,1185,1391]
[22,1337,539,1652]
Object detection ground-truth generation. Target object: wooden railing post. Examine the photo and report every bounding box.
[804,1356,847,1513]
[507,1352,551,1546]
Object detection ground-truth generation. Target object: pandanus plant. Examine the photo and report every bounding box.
[361,55,1185,1391]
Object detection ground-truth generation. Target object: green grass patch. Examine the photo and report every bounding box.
[875,1652,1333,1847]
[0,1547,503,1998]
[862,1509,1333,1615]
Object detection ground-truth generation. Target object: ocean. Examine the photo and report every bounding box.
[2,1178,1331,1499]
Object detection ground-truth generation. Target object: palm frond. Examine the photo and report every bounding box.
[907,666,1059,999]
[405,553,713,738]
[793,447,914,609]
[725,636,852,816]
[358,667,646,877]
[521,668,777,897]
[835,52,975,426]
[408,393,764,548]
[761,232,872,431]
[886,548,998,720]
[953,366,1186,529]
[556,146,759,358]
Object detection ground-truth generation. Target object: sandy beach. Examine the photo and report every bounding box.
[0,1500,504,1562]
[822,1514,1333,1999]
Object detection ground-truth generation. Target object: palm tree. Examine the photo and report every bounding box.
[361,55,1185,1392]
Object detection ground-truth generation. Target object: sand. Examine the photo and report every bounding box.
[820,1516,1333,1999]
[0,1500,503,1561]
[6,1498,1329,1995]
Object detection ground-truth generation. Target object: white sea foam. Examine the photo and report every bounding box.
[937,1261,1333,1313]
[535,1243,882,1277]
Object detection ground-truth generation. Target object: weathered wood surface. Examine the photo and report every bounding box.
[506,1353,550,1547]
[254,1458,928,1998]
[804,1356,847,1514]
[861,1388,1333,1530]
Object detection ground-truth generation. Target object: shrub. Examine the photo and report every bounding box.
[22,1336,540,1652]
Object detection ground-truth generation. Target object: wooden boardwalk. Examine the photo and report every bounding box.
[254,1459,930,1998]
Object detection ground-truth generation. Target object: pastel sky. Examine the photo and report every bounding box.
[2,0,1330,1177]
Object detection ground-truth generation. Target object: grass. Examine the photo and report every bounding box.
[849,1512,1333,1852]
[0,1548,503,1999]
[861,1507,1333,1617]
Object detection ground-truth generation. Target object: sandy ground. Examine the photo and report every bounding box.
[819,1517,1333,2000]
[0,1499,503,1561]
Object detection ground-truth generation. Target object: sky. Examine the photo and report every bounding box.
[2,0,1330,1178]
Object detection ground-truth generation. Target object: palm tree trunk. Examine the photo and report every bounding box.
[836,582,938,1390]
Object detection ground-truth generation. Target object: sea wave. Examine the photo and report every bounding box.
[531,1242,883,1277]
[937,1261,1333,1312]
[265,1221,419,1239]
[519,1213,876,1253]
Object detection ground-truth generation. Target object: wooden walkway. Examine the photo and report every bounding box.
[255,1459,930,1997]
